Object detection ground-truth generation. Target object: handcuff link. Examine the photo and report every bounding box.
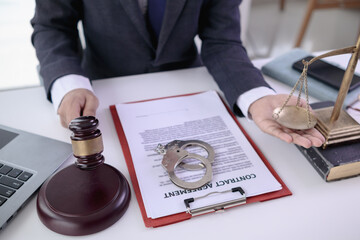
[156,140,215,190]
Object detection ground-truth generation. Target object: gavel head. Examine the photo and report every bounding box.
[69,116,104,169]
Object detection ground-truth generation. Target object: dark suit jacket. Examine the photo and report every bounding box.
[31,0,270,112]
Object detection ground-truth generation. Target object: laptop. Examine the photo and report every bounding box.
[0,124,72,230]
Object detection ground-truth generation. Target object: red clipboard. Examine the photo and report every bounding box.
[109,92,292,228]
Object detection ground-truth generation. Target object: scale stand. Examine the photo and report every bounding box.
[314,35,360,147]
[274,34,360,148]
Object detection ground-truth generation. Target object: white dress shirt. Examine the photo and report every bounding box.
[51,74,275,118]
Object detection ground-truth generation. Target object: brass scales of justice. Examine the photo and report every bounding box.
[273,34,360,148]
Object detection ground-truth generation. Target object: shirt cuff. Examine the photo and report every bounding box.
[50,74,93,112]
[236,86,276,119]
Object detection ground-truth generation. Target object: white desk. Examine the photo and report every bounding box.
[1,58,360,240]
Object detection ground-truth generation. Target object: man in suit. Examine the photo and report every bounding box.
[31,0,324,148]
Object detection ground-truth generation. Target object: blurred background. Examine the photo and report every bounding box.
[0,0,359,90]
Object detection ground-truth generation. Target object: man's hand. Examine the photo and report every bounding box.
[249,94,325,148]
[57,89,99,128]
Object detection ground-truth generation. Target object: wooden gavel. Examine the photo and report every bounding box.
[37,116,131,236]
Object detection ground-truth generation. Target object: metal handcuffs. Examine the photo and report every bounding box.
[155,140,215,190]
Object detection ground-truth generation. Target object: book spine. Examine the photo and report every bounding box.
[295,146,331,181]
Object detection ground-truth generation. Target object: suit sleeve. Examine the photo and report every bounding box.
[198,0,271,112]
[31,0,86,101]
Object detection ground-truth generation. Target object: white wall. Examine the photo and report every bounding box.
[0,0,39,90]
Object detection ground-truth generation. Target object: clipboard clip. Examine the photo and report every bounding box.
[184,187,246,216]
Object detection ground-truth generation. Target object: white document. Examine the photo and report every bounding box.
[115,91,282,219]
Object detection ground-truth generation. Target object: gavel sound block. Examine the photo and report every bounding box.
[37,116,131,236]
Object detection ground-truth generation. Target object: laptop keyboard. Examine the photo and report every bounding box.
[0,163,33,207]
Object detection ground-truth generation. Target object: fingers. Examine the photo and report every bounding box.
[82,92,99,117]
[257,119,325,148]
[62,103,82,128]
[300,128,325,147]
[286,131,312,148]
[263,124,293,144]
[277,128,325,148]
[57,89,99,128]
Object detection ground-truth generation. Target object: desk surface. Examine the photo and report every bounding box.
[1,57,360,240]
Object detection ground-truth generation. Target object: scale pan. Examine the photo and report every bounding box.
[273,106,317,130]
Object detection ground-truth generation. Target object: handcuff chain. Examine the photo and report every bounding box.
[156,140,215,189]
